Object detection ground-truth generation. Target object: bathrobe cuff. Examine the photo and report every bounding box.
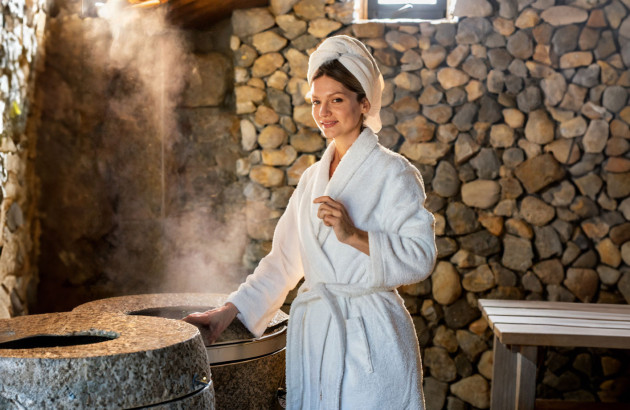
[226,291,266,338]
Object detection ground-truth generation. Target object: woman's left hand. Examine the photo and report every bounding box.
[313,196,370,255]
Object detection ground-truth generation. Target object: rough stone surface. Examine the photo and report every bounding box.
[450,374,490,409]
[232,8,275,37]
[287,155,316,185]
[503,235,534,271]
[461,180,501,209]
[521,196,555,226]
[252,31,288,54]
[535,226,563,259]
[433,161,460,198]
[446,202,480,235]
[432,262,462,305]
[462,264,495,292]
[453,0,493,17]
[602,86,628,113]
[515,85,540,113]
[425,347,457,382]
[437,68,471,89]
[559,116,587,139]
[541,72,566,106]
[444,299,479,329]
[533,259,564,285]
[396,116,435,143]
[525,109,554,144]
[515,154,565,193]
[540,6,589,26]
[564,268,599,302]
[0,307,215,408]
[424,378,449,410]
[507,31,534,60]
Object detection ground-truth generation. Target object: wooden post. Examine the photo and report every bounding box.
[491,335,537,410]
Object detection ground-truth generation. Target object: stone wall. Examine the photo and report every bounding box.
[0,0,47,318]
[233,0,630,407]
[34,3,247,313]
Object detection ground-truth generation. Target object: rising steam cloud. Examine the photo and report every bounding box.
[93,0,248,296]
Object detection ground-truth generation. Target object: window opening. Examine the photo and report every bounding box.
[363,0,448,20]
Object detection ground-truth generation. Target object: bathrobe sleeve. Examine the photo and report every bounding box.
[226,186,306,337]
[368,160,436,289]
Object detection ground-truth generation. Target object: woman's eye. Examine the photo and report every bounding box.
[312,100,320,105]
[333,98,343,103]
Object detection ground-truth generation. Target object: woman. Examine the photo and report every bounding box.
[184,35,436,409]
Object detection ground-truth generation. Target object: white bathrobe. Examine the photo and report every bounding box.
[227,128,436,410]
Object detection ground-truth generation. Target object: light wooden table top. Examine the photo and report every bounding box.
[478,299,630,350]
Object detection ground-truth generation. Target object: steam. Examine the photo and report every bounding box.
[91,1,248,295]
[161,209,249,294]
[100,0,185,149]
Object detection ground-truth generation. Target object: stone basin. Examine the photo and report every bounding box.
[73,293,288,410]
[73,293,289,363]
[0,311,214,409]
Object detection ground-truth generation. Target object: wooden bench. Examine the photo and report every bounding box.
[478,299,630,410]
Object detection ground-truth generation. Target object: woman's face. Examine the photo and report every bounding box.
[310,75,370,142]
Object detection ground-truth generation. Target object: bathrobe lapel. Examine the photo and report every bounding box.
[299,129,379,283]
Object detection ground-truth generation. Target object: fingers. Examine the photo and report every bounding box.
[322,215,335,226]
[181,307,238,346]
[313,196,342,209]
[317,204,342,219]
[313,195,333,204]
[314,196,344,223]
[182,312,208,326]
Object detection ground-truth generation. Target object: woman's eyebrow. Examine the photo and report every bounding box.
[311,91,346,99]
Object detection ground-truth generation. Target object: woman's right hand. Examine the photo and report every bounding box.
[182,302,239,345]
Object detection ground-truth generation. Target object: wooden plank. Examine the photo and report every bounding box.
[482,307,630,322]
[516,345,537,410]
[535,399,630,410]
[479,299,630,315]
[491,335,518,410]
[166,0,268,27]
[491,336,537,410]
[488,315,630,330]
[494,323,630,349]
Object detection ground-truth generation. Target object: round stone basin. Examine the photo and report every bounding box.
[73,293,289,364]
[73,293,287,409]
[0,312,214,409]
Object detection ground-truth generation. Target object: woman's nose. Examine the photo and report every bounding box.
[319,101,330,116]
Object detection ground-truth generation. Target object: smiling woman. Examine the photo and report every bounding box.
[185,35,437,410]
[310,61,371,166]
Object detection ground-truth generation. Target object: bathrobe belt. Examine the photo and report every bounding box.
[286,282,392,410]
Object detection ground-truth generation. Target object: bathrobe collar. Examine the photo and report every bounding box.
[313,127,379,201]
[297,128,379,285]
[311,128,379,244]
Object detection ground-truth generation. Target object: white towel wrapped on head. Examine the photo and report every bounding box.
[307,35,385,133]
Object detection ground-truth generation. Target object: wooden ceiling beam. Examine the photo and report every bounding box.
[167,0,269,27]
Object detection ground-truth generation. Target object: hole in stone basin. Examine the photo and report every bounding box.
[130,306,254,343]
[130,306,217,321]
[0,334,118,349]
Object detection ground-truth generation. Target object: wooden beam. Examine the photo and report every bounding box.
[491,336,537,410]
[167,0,269,27]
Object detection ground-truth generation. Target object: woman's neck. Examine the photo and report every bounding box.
[329,128,364,178]
[333,127,363,160]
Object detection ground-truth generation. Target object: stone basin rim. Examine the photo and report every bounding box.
[0,312,201,359]
[72,292,290,336]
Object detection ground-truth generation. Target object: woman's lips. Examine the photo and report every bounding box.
[321,121,337,129]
